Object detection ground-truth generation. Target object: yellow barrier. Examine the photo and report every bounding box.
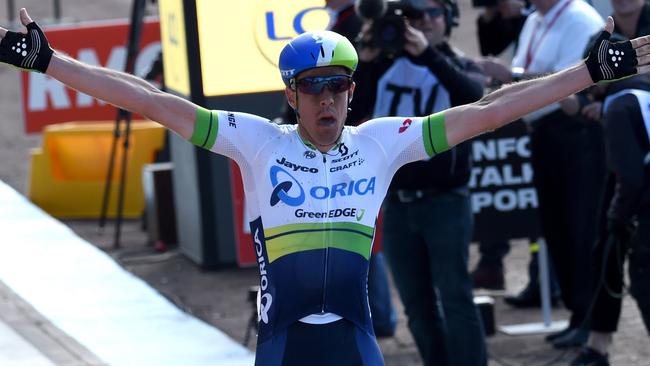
[29,121,166,218]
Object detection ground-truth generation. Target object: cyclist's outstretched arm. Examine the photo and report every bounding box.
[0,8,197,139]
[444,17,650,147]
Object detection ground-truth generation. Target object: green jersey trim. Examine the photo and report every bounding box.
[190,107,218,149]
[265,222,375,263]
[422,112,449,157]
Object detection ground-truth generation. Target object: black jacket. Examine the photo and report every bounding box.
[603,77,650,221]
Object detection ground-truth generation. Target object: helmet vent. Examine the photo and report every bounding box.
[320,46,325,58]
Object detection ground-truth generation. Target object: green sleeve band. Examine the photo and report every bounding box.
[190,107,218,149]
[422,111,449,157]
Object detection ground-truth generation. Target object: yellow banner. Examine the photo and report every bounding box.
[159,0,191,96]
[196,0,330,96]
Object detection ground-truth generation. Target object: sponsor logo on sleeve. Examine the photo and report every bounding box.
[399,118,412,133]
[227,112,237,128]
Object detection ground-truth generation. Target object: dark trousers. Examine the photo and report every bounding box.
[383,191,486,366]
[591,177,650,333]
[530,112,607,328]
[476,241,509,270]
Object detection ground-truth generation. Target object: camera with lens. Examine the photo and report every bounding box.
[355,0,458,58]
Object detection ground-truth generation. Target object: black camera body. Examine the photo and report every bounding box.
[369,1,423,58]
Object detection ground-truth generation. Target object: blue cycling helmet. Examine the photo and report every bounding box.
[278,30,358,87]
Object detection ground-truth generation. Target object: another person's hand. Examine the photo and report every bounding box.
[586,16,650,82]
[580,101,603,121]
[0,8,53,73]
[559,95,580,116]
[357,21,381,62]
[475,57,512,83]
[498,0,525,19]
[403,22,428,57]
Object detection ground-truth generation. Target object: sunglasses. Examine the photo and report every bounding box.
[410,7,445,19]
[292,75,353,95]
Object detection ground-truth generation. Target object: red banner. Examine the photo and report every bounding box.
[21,18,161,133]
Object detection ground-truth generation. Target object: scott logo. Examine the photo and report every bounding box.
[338,143,349,156]
[254,228,272,324]
[399,119,412,133]
[304,150,316,159]
[269,166,377,207]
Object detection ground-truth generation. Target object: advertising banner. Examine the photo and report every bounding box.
[21,18,161,133]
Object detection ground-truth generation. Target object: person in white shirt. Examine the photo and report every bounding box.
[480,0,607,349]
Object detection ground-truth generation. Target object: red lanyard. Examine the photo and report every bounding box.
[524,0,574,71]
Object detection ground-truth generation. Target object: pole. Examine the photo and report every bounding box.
[53,0,62,22]
[8,0,15,23]
[98,0,148,249]
[537,238,552,327]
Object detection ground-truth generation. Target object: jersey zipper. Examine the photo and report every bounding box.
[321,153,329,313]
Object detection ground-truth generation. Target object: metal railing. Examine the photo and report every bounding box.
[6,0,62,22]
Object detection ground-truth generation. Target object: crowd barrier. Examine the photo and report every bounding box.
[29,121,165,218]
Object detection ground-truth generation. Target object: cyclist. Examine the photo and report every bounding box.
[1,8,648,366]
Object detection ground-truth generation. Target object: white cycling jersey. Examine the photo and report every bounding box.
[190,107,448,342]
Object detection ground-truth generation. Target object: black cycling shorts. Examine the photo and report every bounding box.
[254,319,384,366]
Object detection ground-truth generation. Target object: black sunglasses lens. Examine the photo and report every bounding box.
[328,77,351,93]
[296,76,351,95]
[425,8,444,18]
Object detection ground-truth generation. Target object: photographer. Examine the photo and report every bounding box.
[350,0,488,364]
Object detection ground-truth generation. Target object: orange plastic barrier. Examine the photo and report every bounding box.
[29,121,166,218]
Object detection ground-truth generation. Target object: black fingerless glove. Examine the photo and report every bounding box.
[0,22,53,73]
[585,30,637,82]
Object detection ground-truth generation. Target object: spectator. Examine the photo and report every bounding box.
[480,0,606,349]
[562,0,650,363]
[473,0,562,307]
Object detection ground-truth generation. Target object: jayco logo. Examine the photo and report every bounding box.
[276,157,319,173]
[269,166,377,207]
[254,228,272,324]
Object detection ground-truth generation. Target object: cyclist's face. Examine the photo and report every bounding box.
[286,66,355,152]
